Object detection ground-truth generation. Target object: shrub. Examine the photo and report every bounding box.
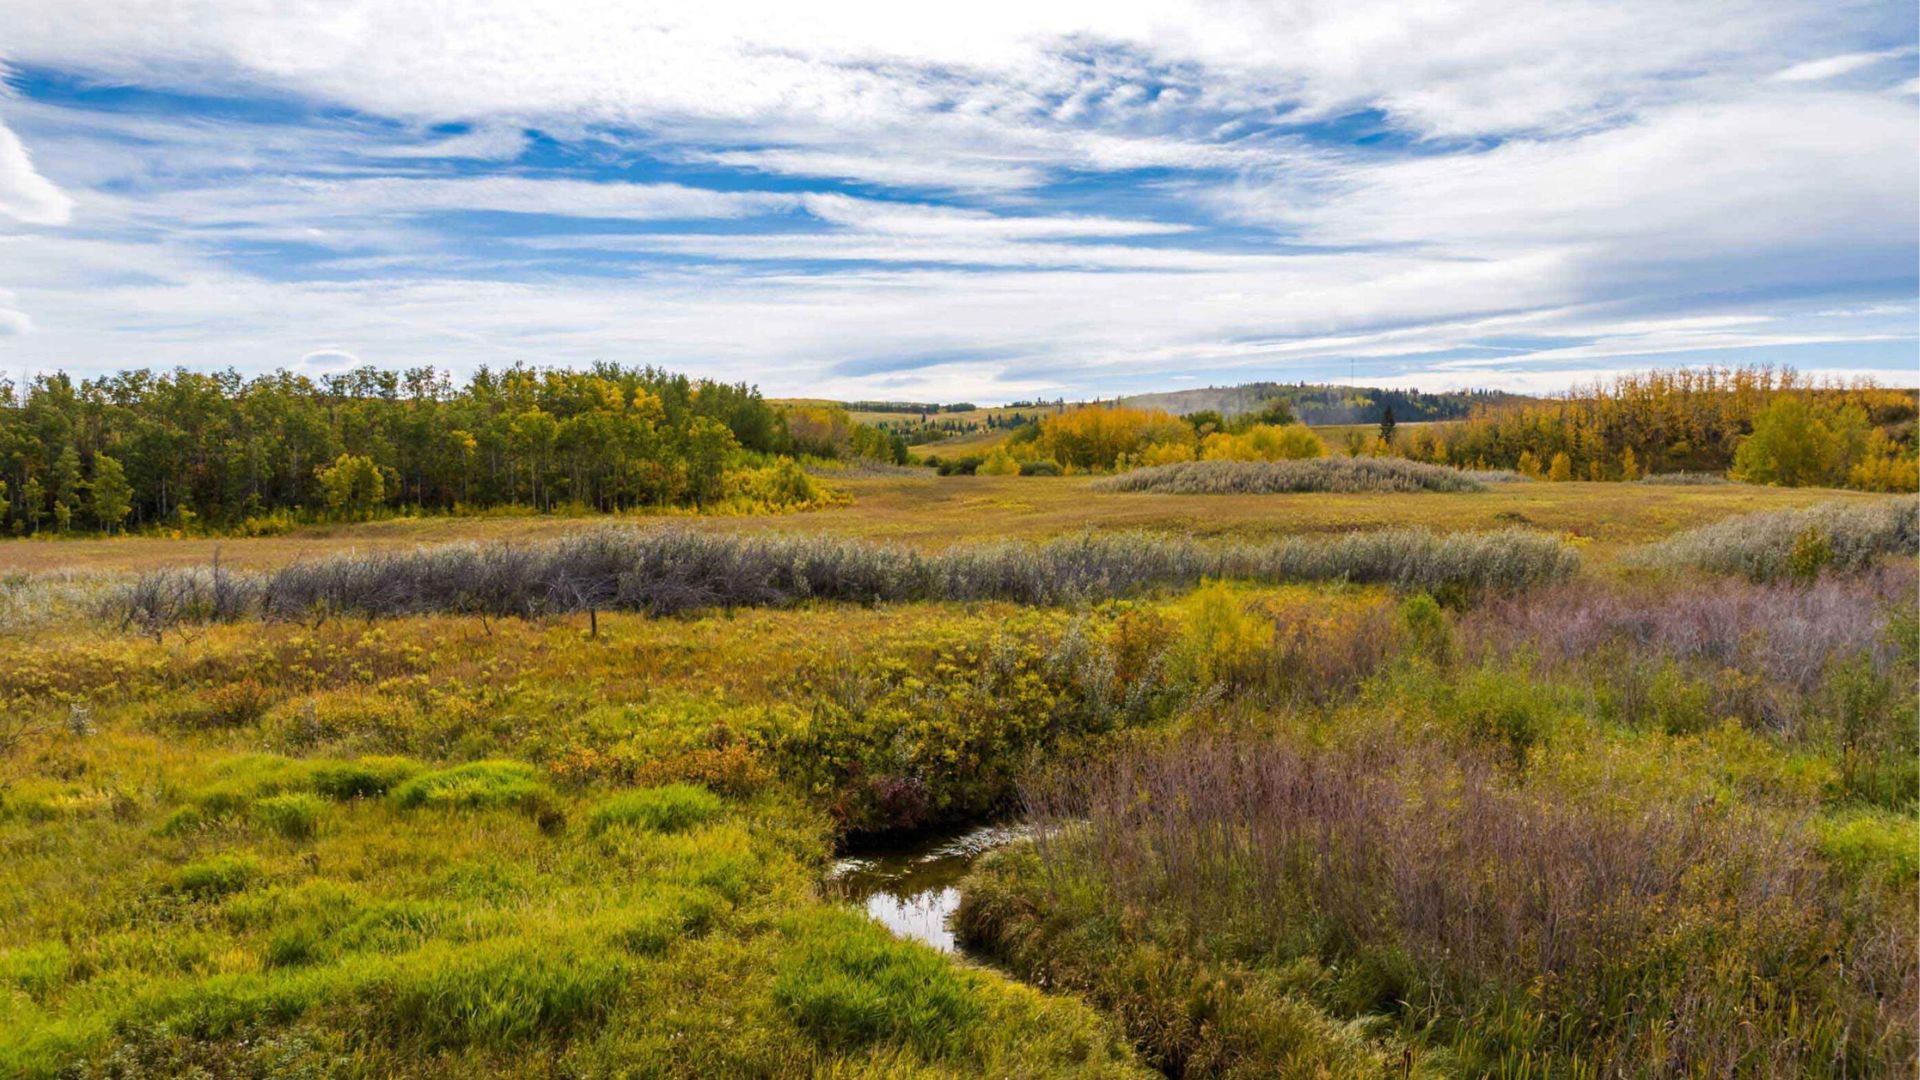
[996,733,1914,1077]
[1400,592,1454,664]
[1093,456,1508,494]
[1170,581,1273,690]
[109,526,1579,632]
[976,447,1021,476]
[1630,498,1918,581]
[254,793,323,840]
[390,761,553,814]
[1815,809,1920,890]
[1639,471,1733,485]
[585,784,723,836]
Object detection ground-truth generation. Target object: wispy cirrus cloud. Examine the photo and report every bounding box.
[0,0,1912,397]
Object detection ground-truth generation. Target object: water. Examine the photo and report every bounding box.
[828,821,1029,953]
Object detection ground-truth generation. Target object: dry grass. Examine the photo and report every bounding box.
[0,474,1874,577]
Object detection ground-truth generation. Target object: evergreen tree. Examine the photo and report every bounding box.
[1379,405,1396,444]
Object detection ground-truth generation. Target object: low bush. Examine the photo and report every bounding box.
[585,784,723,836]
[971,733,1916,1077]
[1094,456,1510,494]
[108,526,1579,632]
[1638,471,1733,485]
[1629,498,1918,581]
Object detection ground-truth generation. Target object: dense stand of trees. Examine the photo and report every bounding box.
[1372,369,1917,490]
[0,364,863,534]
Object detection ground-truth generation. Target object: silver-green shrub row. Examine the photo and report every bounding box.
[1091,457,1523,494]
[109,527,1578,630]
[1629,498,1919,581]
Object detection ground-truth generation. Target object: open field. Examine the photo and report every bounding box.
[1,479,1914,1078]
[0,474,1875,575]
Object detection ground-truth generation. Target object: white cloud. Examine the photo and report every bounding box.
[0,0,1912,399]
[365,126,530,161]
[0,116,73,225]
[696,148,1044,192]
[0,0,1866,160]
[1219,94,1915,273]
[1772,47,1914,82]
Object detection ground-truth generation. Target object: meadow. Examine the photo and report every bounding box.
[0,471,1914,1077]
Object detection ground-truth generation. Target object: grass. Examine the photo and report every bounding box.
[0,478,1911,1077]
[0,471,1873,578]
[587,784,724,835]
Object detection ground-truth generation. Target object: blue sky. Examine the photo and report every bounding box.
[0,1,1914,402]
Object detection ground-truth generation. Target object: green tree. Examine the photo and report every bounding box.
[19,476,43,534]
[316,453,386,519]
[683,417,737,507]
[978,446,1021,476]
[1733,397,1837,487]
[89,454,133,533]
[50,445,80,532]
[1379,404,1396,445]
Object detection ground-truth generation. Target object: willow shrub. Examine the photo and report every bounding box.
[109,526,1578,633]
[1095,456,1519,494]
[1629,497,1918,582]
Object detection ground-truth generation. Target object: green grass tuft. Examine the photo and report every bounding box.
[774,909,983,1056]
[389,761,552,814]
[586,784,724,836]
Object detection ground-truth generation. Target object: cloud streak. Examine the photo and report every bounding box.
[0,0,1912,399]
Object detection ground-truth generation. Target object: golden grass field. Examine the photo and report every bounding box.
[0,472,1875,575]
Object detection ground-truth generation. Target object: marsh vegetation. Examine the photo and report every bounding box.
[0,467,1913,1077]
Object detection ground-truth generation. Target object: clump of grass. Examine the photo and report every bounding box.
[371,940,627,1051]
[1093,456,1516,494]
[389,761,552,814]
[586,784,723,836]
[108,526,1579,632]
[171,853,263,899]
[253,793,323,840]
[1629,498,1918,581]
[303,756,422,800]
[773,909,983,1056]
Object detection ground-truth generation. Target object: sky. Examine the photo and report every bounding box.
[0,1,1915,403]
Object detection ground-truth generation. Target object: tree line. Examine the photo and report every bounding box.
[1370,368,1917,490]
[0,363,880,535]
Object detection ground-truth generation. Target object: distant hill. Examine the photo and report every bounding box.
[1117,383,1534,425]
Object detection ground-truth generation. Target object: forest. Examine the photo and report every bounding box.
[0,365,895,535]
[948,367,1917,492]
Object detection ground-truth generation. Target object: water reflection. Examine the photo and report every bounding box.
[828,822,1029,953]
